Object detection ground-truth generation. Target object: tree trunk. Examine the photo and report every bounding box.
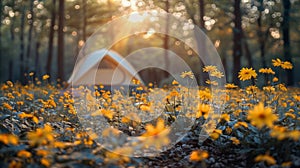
[232,0,242,85]
[282,0,293,85]
[34,41,41,76]
[57,0,65,81]
[163,0,170,79]
[19,6,26,83]
[257,0,266,68]
[199,0,205,29]
[242,32,252,68]
[82,0,87,42]
[46,0,57,75]
[25,0,34,73]
[197,0,206,85]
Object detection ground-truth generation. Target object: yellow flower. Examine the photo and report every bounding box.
[198,88,212,101]
[203,65,217,72]
[225,83,238,89]
[220,113,230,122]
[272,58,293,69]
[9,160,22,168]
[189,150,209,162]
[288,130,300,141]
[19,112,39,124]
[104,147,133,164]
[205,79,218,86]
[238,68,257,81]
[272,58,282,67]
[259,68,275,75]
[247,103,278,129]
[210,129,222,140]
[141,118,170,149]
[42,74,50,80]
[210,70,224,78]
[27,124,54,146]
[196,103,211,119]
[0,134,19,145]
[36,149,50,157]
[40,158,51,167]
[255,153,276,165]
[230,137,240,145]
[180,71,194,79]
[234,121,248,129]
[29,72,34,76]
[17,150,32,158]
[270,126,287,140]
[2,102,13,110]
[272,77,279,82]
[172,80,179,85]
[282,61,293,69]
[91,109,114,120]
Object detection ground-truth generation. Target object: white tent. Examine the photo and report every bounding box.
[68,49,143,86]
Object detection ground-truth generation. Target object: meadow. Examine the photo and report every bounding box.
[0,58,299,168]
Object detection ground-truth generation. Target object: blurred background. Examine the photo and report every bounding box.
[0,0,299,86]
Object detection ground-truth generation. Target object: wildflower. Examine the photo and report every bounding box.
[172,80,179,85]
[288,130,300,141]
[230,137,240,145]
[42,74,50,80]
[255,153,276,165]
[91,109,114,120]
[282,162,292,167]
[141,118,170,149]
[210,70,224,78]
[210,129,222,140]
[205,79,218,86]
[263,86,275,92]
[2,102,13,110]
[9,160,22,168]
[272,58,282,67]
[247,103,278,129]
[189,150,209,162]
[17,150,32,158]
[29,72,34,76]
[19,112,39,124]
[259,68,275,75]
[270,126,287,140]
[220,113,230,122]
[272,77,279,82]
[0,134,19,145]
[36,149,50,157]
[203,65,217,72]
[196,103,211,119]
[6,81,13,87]
[282,61,293,69]
[139,104,151,112]
[27,124,54,146]
[234,121,248,129]
[225,83,238,89]
[180,71,194,79]
[198,88,212,101]
[104,147,133,164]
[278,84,287,92]
[238,68,257,81]
[40,158,51,167]
[272,58,293,69]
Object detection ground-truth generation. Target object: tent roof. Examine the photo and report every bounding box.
[68,49,143,85]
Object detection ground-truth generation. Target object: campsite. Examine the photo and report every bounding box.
[0,0,300,167]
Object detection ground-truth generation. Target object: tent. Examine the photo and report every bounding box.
[67,49,143,87]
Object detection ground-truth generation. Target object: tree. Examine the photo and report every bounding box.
[57,0,65,81]
[19,6,26,82]
[46,0,57,76]
[232,0,242,85]
[25,0,35,74]
[282,0,293,85]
